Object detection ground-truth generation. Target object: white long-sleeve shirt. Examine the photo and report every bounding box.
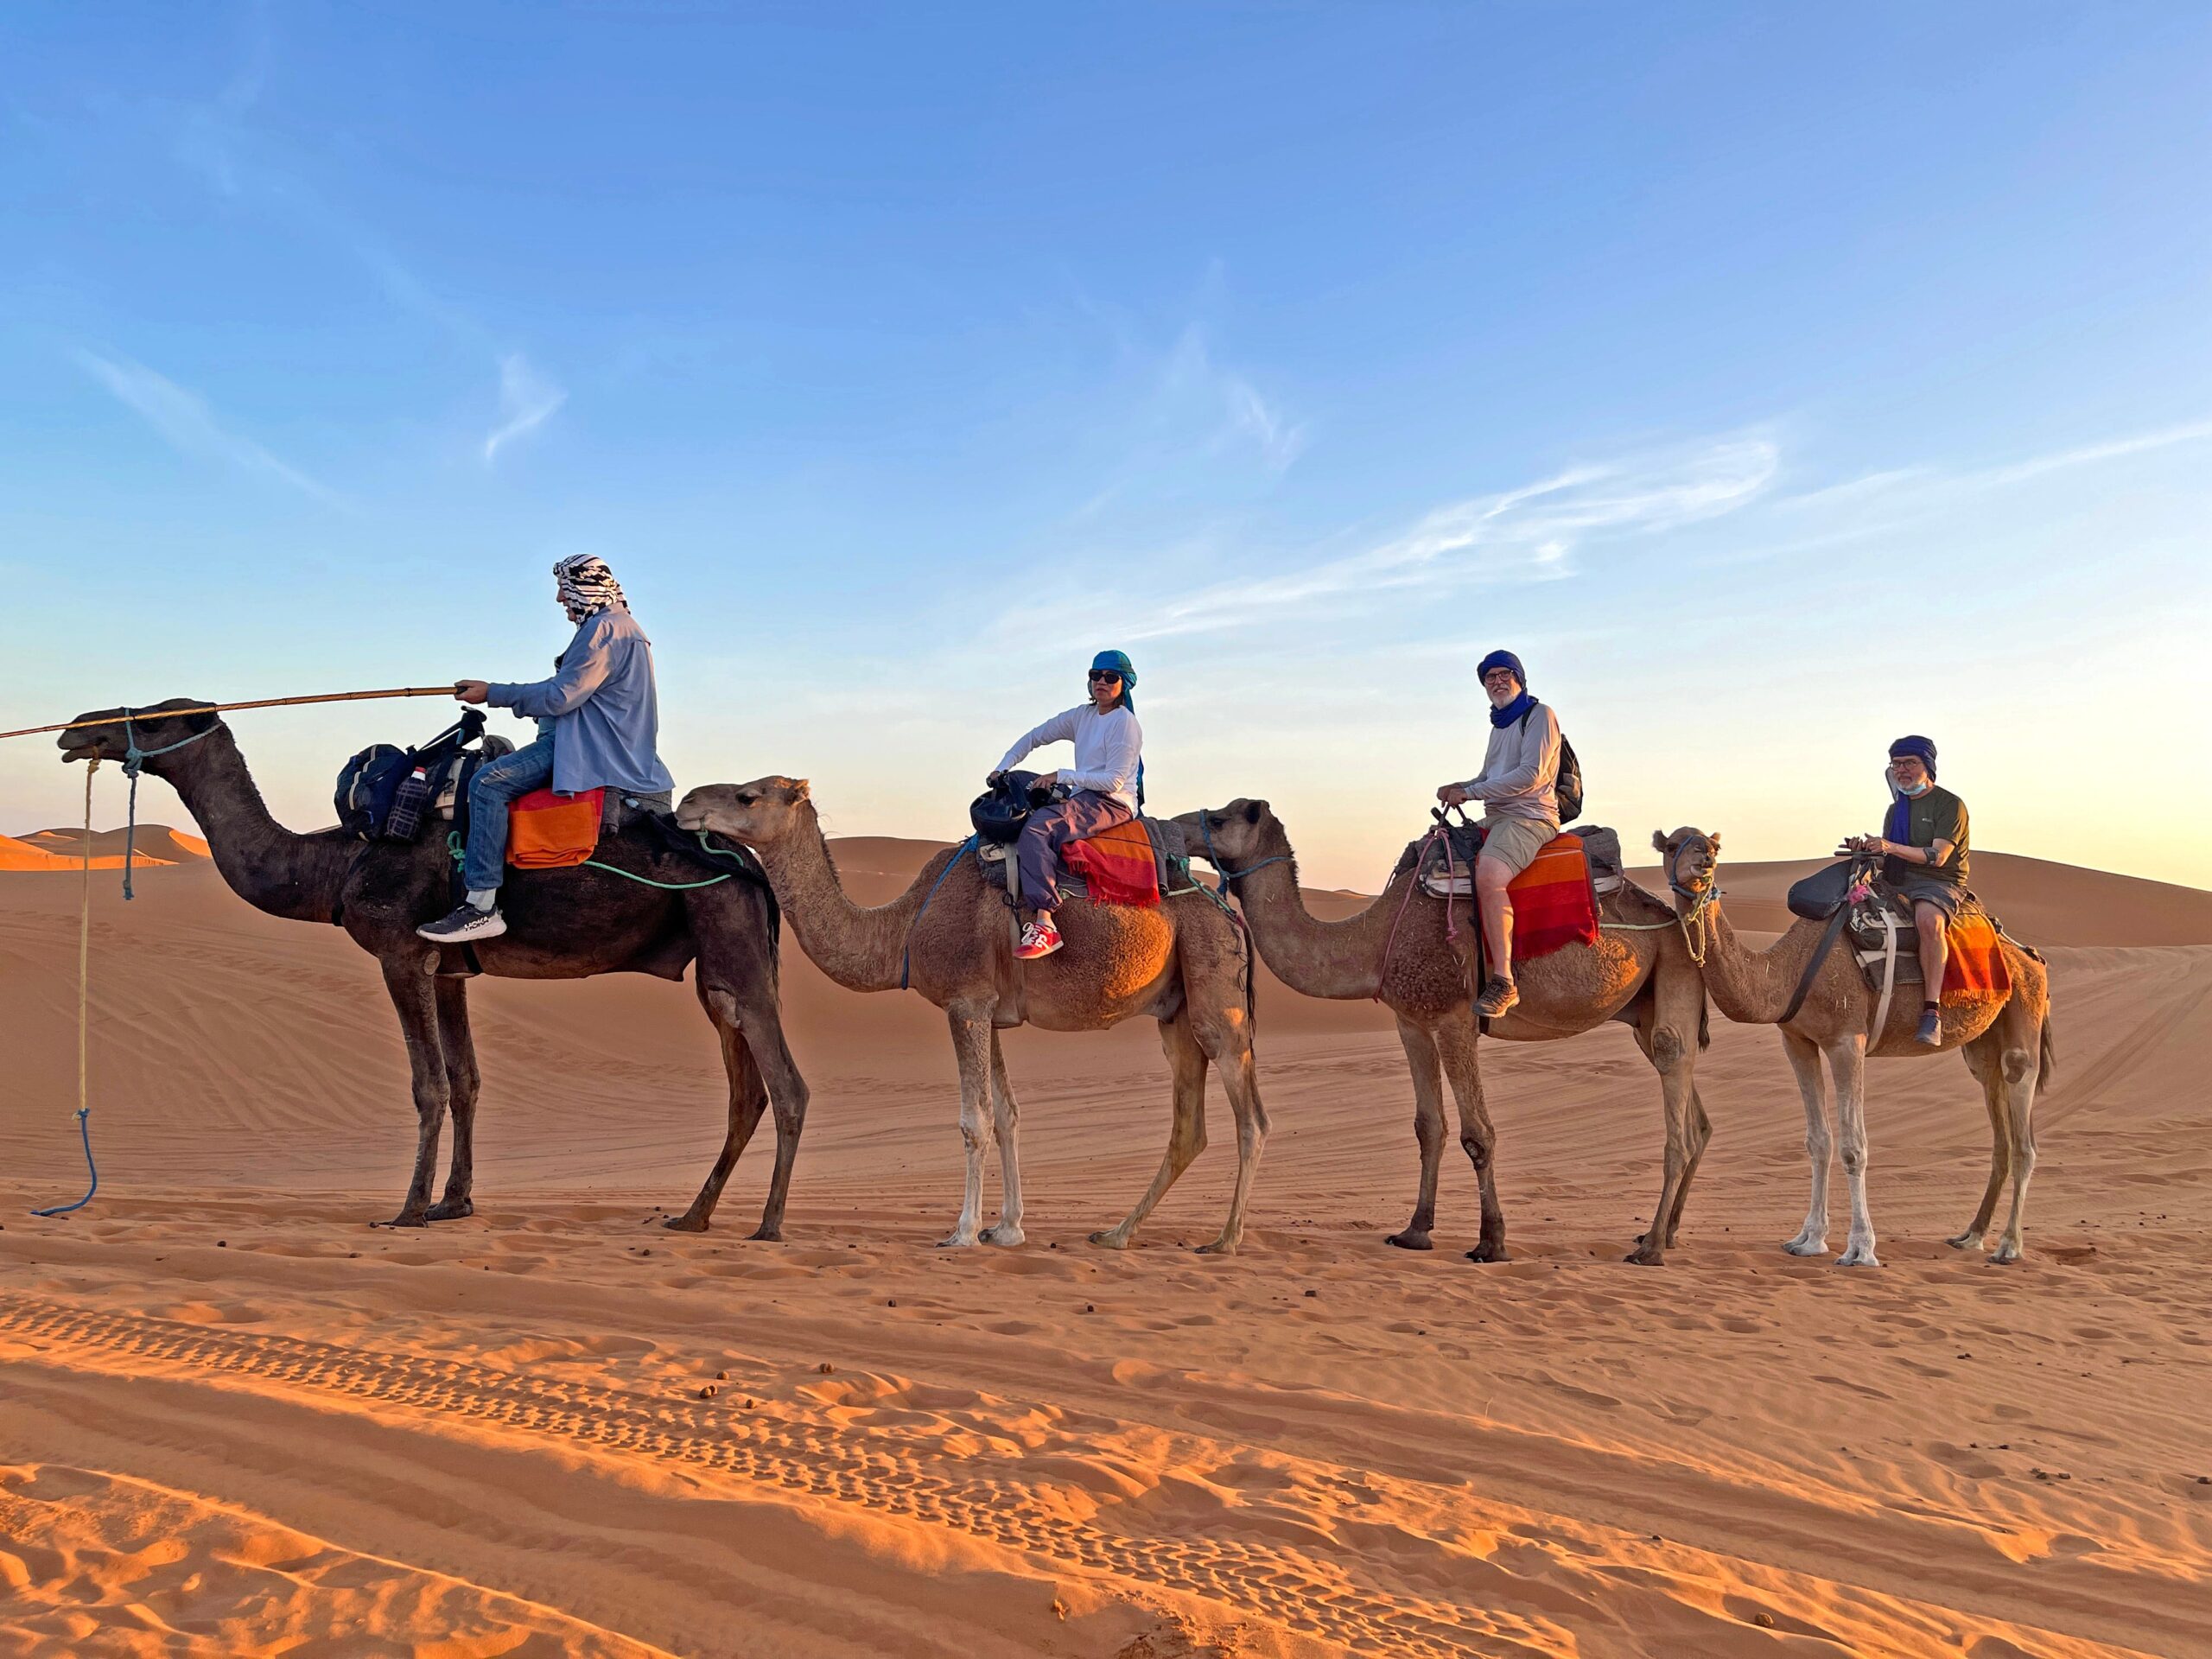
[997,704,1145,812]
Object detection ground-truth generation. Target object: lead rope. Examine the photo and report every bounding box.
[118,709,218,900]
[33,757,102,1217]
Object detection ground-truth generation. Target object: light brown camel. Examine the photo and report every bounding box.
[58,700,804,1235]
[1175,801,1712,1264]
[676,779,1271,1252]
[1654,828,2052,1265]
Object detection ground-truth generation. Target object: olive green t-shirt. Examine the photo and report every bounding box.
[1883,784,1969,887]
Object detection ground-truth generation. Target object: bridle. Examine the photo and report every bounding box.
[111,708,219,900]
[1662,832,1720,968]
[1196,808,1288,899]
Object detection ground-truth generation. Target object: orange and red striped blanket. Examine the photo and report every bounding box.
[1506,834,1601,963]
[1062,819,1160,907]
[1941,911,2011,999]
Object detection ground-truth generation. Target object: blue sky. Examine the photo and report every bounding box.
[4,3,2209,887]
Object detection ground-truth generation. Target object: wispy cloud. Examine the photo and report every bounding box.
[482,353,568,464]
[1159,325,1306,472]
[76,349,343,506]
[1117,435,1777,640]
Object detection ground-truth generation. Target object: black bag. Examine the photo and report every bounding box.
[969,770,1051,845]
[334,710,488,842]
[1519,703,1584,824]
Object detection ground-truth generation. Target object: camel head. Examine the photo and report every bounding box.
[1652,826,1722,900]
[1169,798,1283,886]
[677,776,812,847]
[56,697,222,772]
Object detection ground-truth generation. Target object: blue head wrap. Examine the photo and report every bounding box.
[1478,649,1534,729]
[1883,735,1938,842]
[1090,649,1136,711]
[1888,734,1936,778]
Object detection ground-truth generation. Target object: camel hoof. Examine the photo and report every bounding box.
[382,1213,429,1230]
[937,1232,980,1249]
[1465,1242,1509,1264]
[747,1224,784,1243]
[1195,1239,1238,1256]
[1087,1230,1131,1251]
[425,1198,474,1222]
[1624,1247,1665,1267]
[1989,1240,2024,1265]
[981,1223,1025,1248]
[662,1213,711,1234]
[1781,1236,1827,1257]
[1385,1230,1433,1251]
[1945,1229,1985,1252]
[1834,1246,1881,1268]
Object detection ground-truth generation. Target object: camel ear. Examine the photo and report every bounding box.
[795,779,811,800]
[1709,831,1721,851]
[1650,830,1671,854]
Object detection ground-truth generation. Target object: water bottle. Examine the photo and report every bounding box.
[385,766,432,842]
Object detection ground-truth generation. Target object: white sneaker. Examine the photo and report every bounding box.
[416,903,508,943]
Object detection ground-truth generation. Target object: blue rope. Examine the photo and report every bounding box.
[31,1109,98,1217]
[900,836,976,990]
[119,709,217,901]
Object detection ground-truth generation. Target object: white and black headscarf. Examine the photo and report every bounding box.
[554,554,627,623]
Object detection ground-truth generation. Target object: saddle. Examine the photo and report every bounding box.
[1389,820,1625,899]
[978,816,1188,909]
[1780,858,2024,1030]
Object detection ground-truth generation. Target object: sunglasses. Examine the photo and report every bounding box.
[1088,671,1123,683]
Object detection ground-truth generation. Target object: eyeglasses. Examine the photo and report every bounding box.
[1088,671,1122,683]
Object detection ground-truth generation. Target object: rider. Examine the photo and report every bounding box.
[1841,734,1967,1046]
[989,650,1144,961]
[1437,648,1561,1019]
[417,554,676,944]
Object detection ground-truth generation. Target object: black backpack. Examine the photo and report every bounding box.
[1521,702,1584,824]
[334,710,488,842]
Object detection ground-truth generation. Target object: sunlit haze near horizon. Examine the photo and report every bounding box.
[4,4,2209,890]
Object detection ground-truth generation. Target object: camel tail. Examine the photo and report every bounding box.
[2038,1013,2055,1086]
[1698,995,1711,1052]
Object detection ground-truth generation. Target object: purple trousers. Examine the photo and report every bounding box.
[1017,790,1134,912]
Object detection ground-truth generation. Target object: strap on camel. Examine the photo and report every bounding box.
[1778,900,1852,1027]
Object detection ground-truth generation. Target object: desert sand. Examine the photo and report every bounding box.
[3,830,2209,1657]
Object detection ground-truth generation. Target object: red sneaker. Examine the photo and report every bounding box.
[1014,916,1064,959]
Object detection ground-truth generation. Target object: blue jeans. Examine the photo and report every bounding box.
[461,737,556,894]
[1017,791,1134,912]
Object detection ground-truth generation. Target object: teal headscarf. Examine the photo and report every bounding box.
[1090,649,1136,711]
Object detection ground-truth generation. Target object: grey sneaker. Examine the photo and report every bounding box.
[416,903,508,944]
[1915,1007,1942,1046]
[1474,976,1519,1018]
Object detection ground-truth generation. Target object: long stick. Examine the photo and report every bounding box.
[0,686,458,743]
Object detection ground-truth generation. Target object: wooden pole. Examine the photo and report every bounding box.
[0,686,459,743]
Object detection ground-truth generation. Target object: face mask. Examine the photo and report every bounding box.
[1896,775,1929,798]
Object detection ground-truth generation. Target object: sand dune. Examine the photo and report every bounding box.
[0,825,209,874]
[3,842,2209,1656]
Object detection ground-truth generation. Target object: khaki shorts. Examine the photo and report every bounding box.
[1477,815,1560,880]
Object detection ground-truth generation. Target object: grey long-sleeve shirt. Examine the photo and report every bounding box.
[487,607,677,797]
[1452,702,1561,823]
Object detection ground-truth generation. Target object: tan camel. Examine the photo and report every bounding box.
[676,779,1272,1252]
[1175,801,1712,1264]
[1654,829,2052,1265]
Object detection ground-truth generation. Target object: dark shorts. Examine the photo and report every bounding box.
[1895,878,1964,922]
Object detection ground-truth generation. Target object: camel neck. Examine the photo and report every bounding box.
[149,727,357,924]
[1230,843,1397,1001]
[761,809,935,994]
[1692,895,1798,1025]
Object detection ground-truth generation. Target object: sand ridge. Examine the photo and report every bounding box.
[3,847,2209,1655]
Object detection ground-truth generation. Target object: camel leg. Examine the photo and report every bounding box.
[1989,1007,2043,1265]
[734,987,811,1242]
[1779,1030,1833,1257]
[426,977,479,1221]
[1386,1016,1448,1251]
[1630,983,1710,1251]
[940,1007,996,1248]
[1665,1087,1713,1249]
[979,1032,1026,1247]
[1090,1011,1208,1250]
[1624,1012,1695,1267]
[1193,1010,1268,1255]
[1829,1035,1880,1268]
[665,1010,768,1235]
[1433,1014,1506,1262]
[1948,1035,2012,1252]
[378,957,450,1228]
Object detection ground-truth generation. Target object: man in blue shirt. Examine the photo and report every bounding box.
[417,554,676,944]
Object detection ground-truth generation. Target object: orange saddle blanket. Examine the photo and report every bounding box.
[506,787,604,870]
[1061,819,1160,907]
[1942,911,2011,999]
[1507,834,1602,963]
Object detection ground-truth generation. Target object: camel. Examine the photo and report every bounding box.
[674,778,1270,1252]
[58,699,804,1234]
[1174,800,1712,1264]
[1653,828,2052,1266]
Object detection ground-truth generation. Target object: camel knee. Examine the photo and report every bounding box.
[1839,1141,1867,1178]
[1649,1027,1686,1070]
[1460,1131,1493,1173]
[2002,1046,2034,1086]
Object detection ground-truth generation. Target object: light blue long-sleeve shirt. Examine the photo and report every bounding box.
[486,607,677,797]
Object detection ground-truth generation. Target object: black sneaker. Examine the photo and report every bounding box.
[416,904,508,944]
[1915,1007,1942,1046]
[1474,976,1520,1018]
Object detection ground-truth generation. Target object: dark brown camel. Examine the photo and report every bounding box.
[59,698,803,1233]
